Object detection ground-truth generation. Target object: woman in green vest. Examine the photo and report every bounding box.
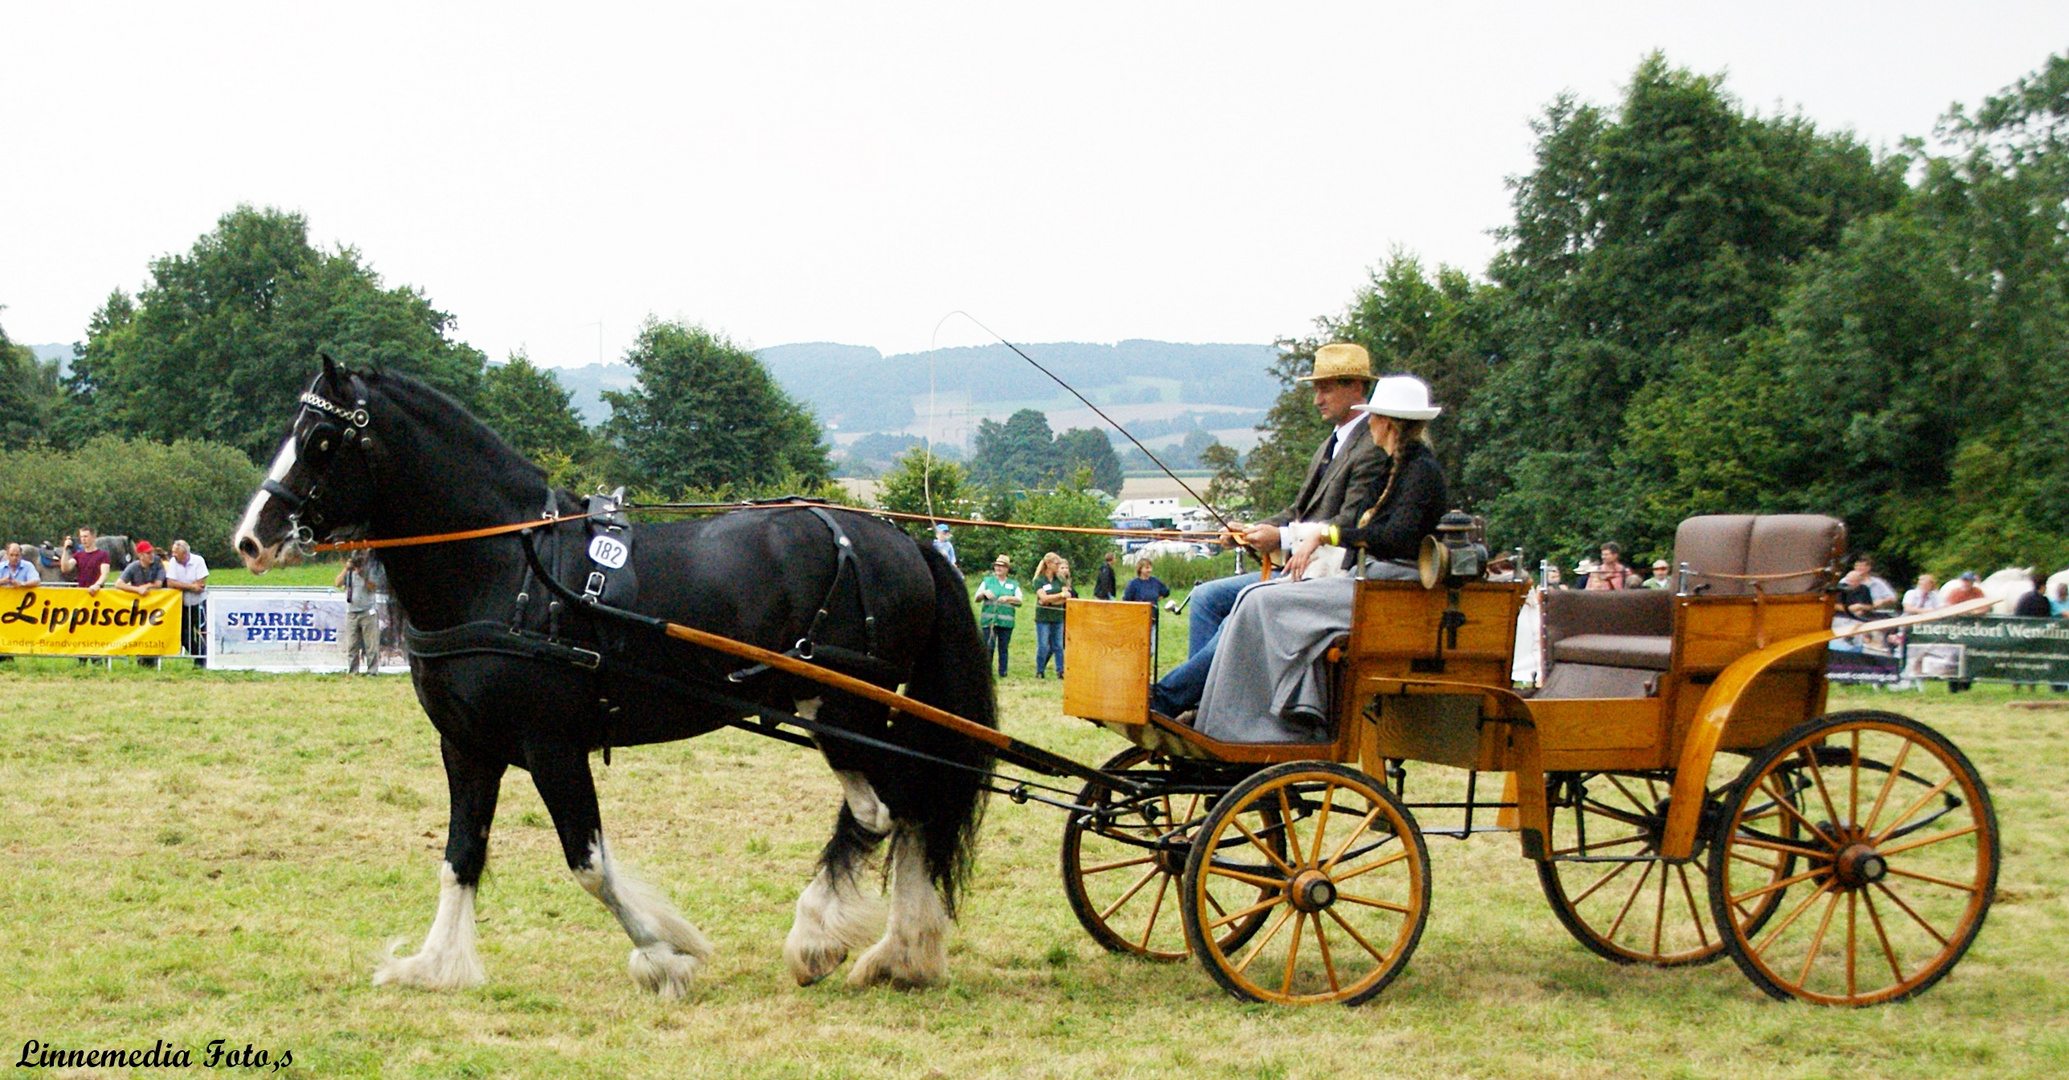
[975,554,1023,677]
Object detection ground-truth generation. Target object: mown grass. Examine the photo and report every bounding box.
[1,659,2064,1079]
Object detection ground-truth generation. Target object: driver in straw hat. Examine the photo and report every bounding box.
[1150,343,1389,717]
[1175,372,1450,740]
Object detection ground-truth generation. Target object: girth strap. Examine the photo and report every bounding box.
[404,619,602,670]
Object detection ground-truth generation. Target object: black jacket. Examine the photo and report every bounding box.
[1334,442,1447,562]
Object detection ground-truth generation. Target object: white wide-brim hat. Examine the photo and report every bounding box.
[1351,375,1442,421]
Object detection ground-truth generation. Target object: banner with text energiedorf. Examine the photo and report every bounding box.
[1905,614,2069,684]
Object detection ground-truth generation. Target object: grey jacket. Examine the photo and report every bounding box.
[1264,421,1390,534]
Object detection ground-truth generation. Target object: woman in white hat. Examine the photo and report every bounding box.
[1188,375,1450,743]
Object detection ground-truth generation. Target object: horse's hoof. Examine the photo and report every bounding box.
[628,942,704,998]
[786,941,848,986]
[373,937,485,991]
[846,939,945,990]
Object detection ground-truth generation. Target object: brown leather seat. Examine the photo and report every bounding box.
[1537,514,1844,698]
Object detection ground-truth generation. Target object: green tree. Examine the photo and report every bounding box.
[0,436,259,565]
[1461,54,1905,558]
[0,314,62,450]
[603,319,830,494]
[876,445,974,544]
[1055,427,1123,494]
[1317,251,1498,487]
[74,205,487,462]
[1200,442,1249,518]
[969,409,1063,490]
[477,350,593,465]
[1242,344,1330,520]
[1003,480,1113,581]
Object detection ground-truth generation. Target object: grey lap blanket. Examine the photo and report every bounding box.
[1195,563,1420,743]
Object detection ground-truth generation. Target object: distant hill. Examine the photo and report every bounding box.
[28,343,71,374]
[549,340,1282,450]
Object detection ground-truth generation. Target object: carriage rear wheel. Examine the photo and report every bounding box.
[1060,747,1275,960]
[1707,711,1998,1005]
[1536,763,1794,967]
[1181,762,1429,1005]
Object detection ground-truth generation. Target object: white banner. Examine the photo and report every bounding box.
[206,587,406,673]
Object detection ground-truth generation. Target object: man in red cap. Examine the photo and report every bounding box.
[115,540,166,595]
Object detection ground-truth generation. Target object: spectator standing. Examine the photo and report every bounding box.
[1,542,38,587]
[1939,572,1985,693]
[1642,559,1672,589]
[2052,580,2068,617]
[115,541,166,594]
[1572,558,1598,590]
[59,526,111,594]
[335,552,382,675]
[1851,556,1898,614]
[974,555,1022,678]
[1093,551,1118,601]
[163,540,210,662]
[1121,558,1170,604]
[1544,566,1569,590]
[1032,552,1075,679]
[931,523,959,577]
[2012,571,2051,618]
[1902,574,1943,614]
[1942,571,1985,606]
[1585,543,1640,590]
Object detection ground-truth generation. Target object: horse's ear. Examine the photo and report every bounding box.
[320,352,342,388]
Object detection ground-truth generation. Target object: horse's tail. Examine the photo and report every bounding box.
[901,542,996,916]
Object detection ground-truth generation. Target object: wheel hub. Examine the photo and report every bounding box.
[1288,868,1337,912]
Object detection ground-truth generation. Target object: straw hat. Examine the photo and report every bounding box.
[1295,343,1378,383]
[1351,375,1443,421]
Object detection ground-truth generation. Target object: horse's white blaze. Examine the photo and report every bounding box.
[835,770,894,836]
[232,436,299,572]
[372,862,485,990]
[848,826,949,988]
[573,837,713,998]
[784,863,887,986]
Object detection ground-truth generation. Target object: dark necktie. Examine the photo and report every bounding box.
[1322,432,1338,463]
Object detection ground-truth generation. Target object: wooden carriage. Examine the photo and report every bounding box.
[1056,514,1998,1006]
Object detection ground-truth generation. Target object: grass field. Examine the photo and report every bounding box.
[2,657,2065,1079]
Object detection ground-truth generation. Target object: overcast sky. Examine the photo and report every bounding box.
[4,4,2065,367]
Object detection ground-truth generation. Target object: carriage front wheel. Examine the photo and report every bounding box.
[1707,710,1998,1006]
[1180,761,1430,1005]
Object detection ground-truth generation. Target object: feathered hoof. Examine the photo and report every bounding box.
[846,937,946,990]
[373,938,485,991]
[785,940,848,987]
[628,942,706,997]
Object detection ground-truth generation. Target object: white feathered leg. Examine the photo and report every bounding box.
[785,768,891,985]
[572,838,715,997]
[848,825,950,988]
[373,862,486,990]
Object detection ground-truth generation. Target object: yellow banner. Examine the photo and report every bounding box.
[0,587,183,655]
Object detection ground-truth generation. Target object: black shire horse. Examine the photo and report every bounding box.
[232,358,996,995]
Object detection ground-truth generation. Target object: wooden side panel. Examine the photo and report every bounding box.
[1061,599,1154,725]
[1713,670,1825,753]
[1367,692,1485,769]
[1348,580,1525,666]
[1530,698,1664,753]
[1674,594,1834,672]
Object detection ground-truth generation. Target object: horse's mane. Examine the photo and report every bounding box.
[368,368,549,483]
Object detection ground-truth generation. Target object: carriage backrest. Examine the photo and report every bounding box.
[1673,514,1844,597]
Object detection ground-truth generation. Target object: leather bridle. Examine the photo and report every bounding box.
[262,377,377,557]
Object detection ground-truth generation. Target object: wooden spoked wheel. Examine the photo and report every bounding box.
[1708,711,1998,1005]
[1537,763,1791,966]
[1061,748,1273,960]
[1181,762,1430,1005]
